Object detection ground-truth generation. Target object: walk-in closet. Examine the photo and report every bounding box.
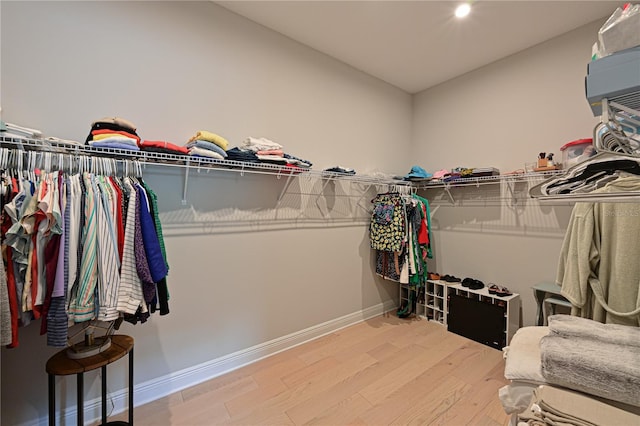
[2,1,638,425]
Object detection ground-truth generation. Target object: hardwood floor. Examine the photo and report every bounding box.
[109,314,511,425]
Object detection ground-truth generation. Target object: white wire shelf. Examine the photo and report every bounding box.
[416,171,563,189]
[0,135,411,188]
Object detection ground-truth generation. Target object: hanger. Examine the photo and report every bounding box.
[530,151,640,198]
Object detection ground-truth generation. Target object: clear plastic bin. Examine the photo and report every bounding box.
[560,138,595,169]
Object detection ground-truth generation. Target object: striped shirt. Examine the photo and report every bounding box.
[95,176,121,321]
[68,173,98,322]
[117,178,145,314]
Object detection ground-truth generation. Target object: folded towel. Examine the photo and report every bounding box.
[241,137,283,152]
[186,140,228,158]
[92,117,137,132]
[89,141,140,151]
[88,136,138,148]
[541,332,640,407]
[548,314,640,348]
[4,122,43,139]
[140,140,188,155]
[188,131,229,151]
[256,154,288,164]
[519,385,640,426]
[45,136,82,146]
[503,326,549,383]
[256,149,284,156]
[188,146,224,160]
[91,129,141,144]
[226,147,259,163]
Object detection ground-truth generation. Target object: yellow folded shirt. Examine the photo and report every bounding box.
[92,133,134,142]
[188,130,229,151]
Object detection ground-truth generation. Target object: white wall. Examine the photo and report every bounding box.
[412,20,604,326]
[0,1,613,424]
[0,2,411,425]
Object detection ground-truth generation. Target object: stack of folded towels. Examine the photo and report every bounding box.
[85,117,141,151]
[185,130,229,160]
[518,385,640,426]
[540,314,640,407]
[229,136,312,169]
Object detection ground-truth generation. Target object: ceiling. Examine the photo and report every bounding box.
[215,0,621,94]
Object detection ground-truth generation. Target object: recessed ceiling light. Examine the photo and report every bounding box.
[455,3,471,18]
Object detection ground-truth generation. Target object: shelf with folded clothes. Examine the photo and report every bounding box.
[414,171,565,206]
[0,135,411,188]
[415,170,563,190]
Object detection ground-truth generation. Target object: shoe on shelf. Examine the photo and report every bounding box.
[428,272,441,280]
[461,277,472,287]
[488,283,500,294]
[495,286,512,297]
[441,274,461,282]
[468,279,484,290]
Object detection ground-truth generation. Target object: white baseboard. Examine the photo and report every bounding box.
[38,301,395,426]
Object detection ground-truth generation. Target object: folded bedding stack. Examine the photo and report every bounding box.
[86,117,140,151]
[185,130,229,160]
[237,137,312,170]
[540,314,640,407]
[139,140,188,155]
[1,121,43,140]
[518,385,640,426]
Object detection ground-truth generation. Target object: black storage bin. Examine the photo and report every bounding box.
[447,293,506,349]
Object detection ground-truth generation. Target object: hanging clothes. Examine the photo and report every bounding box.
[370,192,432,288]
[0,167,170,348]
[557,174,640,326]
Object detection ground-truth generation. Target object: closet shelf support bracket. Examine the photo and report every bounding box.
[444,184,455,204]
[275,173,295,208]
[506,180,518,206]
[182,162,191,205]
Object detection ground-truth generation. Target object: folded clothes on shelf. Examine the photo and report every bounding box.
[323,166,356,175]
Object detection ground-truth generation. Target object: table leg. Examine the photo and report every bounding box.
[534,289,545,326]
[129,348,134,425]
[49,374,55,426]
[102,365,107,425]
[77,373,84,426]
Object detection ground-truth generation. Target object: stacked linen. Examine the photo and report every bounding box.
[518,385,640,425]
[140,140,188,155]
[185,130,229,160]
[240,137,312,169]
[1,121,43,140]
[540,314,640,407]
[85,117,141,151]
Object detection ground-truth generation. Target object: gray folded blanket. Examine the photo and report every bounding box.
[541,316,640,407]
[548,314,640,348]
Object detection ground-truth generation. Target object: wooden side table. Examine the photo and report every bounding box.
[46,335,134,426]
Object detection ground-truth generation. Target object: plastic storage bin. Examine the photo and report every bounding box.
[560,138,595,169]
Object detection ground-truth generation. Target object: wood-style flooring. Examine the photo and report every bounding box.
[107,314,511,425]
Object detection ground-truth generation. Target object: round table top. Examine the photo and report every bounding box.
[46,335,134,376]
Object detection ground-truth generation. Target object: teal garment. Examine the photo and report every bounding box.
[408,195,432,288]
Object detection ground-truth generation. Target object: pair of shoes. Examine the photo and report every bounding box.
[428,272,441,280]
[462,277,484,290]
[488,284,512,297]
[441,274,461,282]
